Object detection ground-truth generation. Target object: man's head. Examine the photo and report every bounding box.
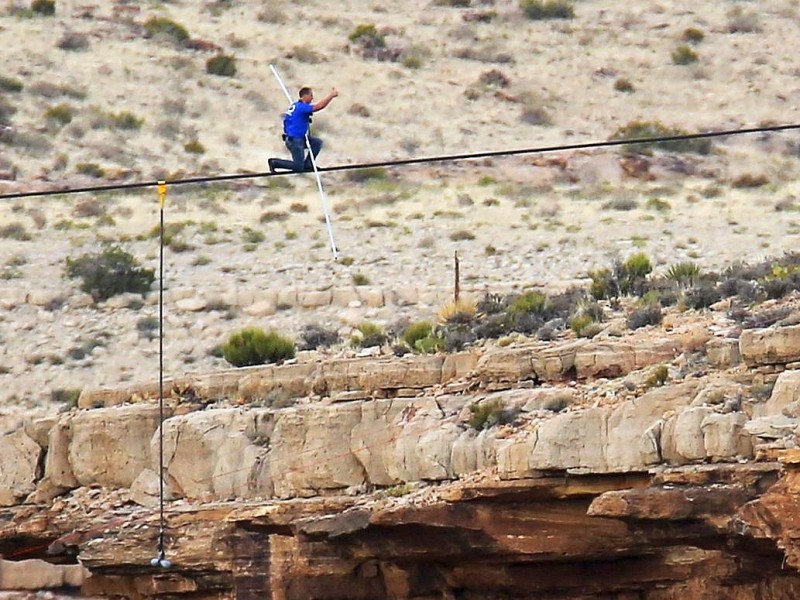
[299,87,313,103]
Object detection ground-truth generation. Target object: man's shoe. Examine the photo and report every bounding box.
[268,158,277,173]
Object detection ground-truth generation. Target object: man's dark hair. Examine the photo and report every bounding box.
[299,87,312,98]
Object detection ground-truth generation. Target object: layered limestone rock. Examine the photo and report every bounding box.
[4,319,800,597]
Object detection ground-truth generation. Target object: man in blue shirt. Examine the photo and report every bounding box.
[268,86,339,173]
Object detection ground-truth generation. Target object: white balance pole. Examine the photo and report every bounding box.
[270,64,339,259]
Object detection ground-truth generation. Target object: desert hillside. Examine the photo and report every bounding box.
[0,0,798,404]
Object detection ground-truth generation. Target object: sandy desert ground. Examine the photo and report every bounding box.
[0,0,799,406]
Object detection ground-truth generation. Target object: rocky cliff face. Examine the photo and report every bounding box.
[4,310,800,598]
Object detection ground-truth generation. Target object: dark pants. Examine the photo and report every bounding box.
[271,136,323,172]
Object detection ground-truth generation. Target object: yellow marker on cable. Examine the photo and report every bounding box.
[157,180,167,207]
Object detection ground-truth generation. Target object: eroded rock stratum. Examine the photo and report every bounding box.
[5,317,800,598]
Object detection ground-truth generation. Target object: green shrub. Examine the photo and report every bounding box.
[184,138,205,154]
[348,23,385,48]
[65,246,155,301]
[76,163,105,177]
[645,197,671,212]
[112,111,144,130]
[31,0,55,15]
[625,252,653,280]
[206,54,237,77]
[144,16,190,45]
[645,364,669,388]
[221,327,296,367]
[352,272,370,286]
[0,76,23,93]
[682,27,705,44]
[45,103,74,125]
[402,320,434,348]
[672,44,699,65]
[352,322,387,348]
[665,262,701,287]
[468,399,514,430]
[509,291,548,315]
[610,120,712,155]
[519,0,574,20]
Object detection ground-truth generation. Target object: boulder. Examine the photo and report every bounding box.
[741,325,800,366]
[0,429,41,506]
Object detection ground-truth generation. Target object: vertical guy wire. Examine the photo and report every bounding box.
[156,180,166,561]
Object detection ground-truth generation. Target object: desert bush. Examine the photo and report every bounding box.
[184,138,205,154]
[27,81,86,99]
[468,399,517,430]
[664,261,701,288]
[627,302,662,330]
[299,324,341,350]
[450,229,475,241]
[65,246,155,301]
[0,97,16,126]
[352,321,387,348]
[479,69,511,89]
[112,111,143,130]
[57,32,89,51]
[51,388,81,407]
[144,16,190,46]
[519,0,574,20]
[602,197,638,211]
[349,23,385,46]
[645,197,671,212]
[221,327,296,367]
[136,316,160,340]
[645,364,669,388]
[76,163,105,177]
[727,7,760,33]
[346,166,388,182]
[31,0,55,15]
[0,76,23,93]
[351,272,369,286]
[401,44,431,69]
[684,283,721,310]
[0,223,31,241]
[438,297,477,324]
[260,210,289,223]
[570,313,595,337]
[45,103,74,126]
[435,0,471,6]
[610,120,712,155]
[402,320,435,349]
[257,6,286,23]
[682,27,705,43]
[520,96,552,126]
[73,198,105,218]
[207,54,237,77]
[732,173,768,188]
[614,78,634,93]
[671,45,698,65]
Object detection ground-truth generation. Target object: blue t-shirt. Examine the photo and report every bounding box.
[283,101,313,138]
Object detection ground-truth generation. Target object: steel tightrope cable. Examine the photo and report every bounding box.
[0,122,797,201]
